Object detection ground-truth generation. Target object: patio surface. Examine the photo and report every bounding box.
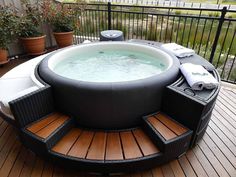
[0,59,236,177]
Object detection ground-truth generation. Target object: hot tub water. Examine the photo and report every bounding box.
[53,49,167,82]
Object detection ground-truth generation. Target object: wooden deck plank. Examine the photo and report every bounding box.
[147,116,177,140]
[211,112,236,146]
[0,140,22,177]
[203,131,236,176]
[0,126,13,151]
[68,131,94,159]
[52,165,64,177]
[52,128,82,155]
[192,145,219,177]
[178,155,197,177]
[208,120,236,155]
[19,151,36,177]
[212,109,236,136]
[141,170,153,177]
[161,164,175,177]
[169,160,185,177]
[8,146,28,177]
[120,131,143,159]
[133,128,159,156]
[219,88,236,106]
[41,162,53,177]
[155,113,188,136]
[209,119,236,157]
[0,133,17,168]
[86,132,107,160]
[218,92,236,115]
[0,121,8,137]
[185,150,208,177]
[152,166,164,177]
[198,139,230,177]
[30,157,44,177]
[26,113,61,133]
[214,103,236,129]
[105,132,123,160]
[36,115,69,139]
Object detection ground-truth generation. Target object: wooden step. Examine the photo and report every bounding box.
[143,112,192,156]
[147,113,188,141]
[51,128,160,161]
[26,112,70,139]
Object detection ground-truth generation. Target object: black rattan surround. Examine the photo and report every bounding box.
[0,41,221,174]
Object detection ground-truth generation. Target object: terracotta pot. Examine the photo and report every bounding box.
[53,31,74,48]
[0,48,8,64]
[20,35,46,56]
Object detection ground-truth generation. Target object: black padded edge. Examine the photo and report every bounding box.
[9,86,55,128]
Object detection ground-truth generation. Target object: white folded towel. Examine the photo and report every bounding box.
[180,63,219,91]
[161,43,195,58]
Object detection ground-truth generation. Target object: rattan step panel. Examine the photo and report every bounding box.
[26,113,70,139]
[51,128,160,161]
[143,112,192,156]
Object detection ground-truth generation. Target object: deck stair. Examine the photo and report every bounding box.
[49,127,163,173]
[22,112,73,154]
[142,112,193,157]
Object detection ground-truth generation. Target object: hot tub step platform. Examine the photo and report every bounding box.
[143,112,193,157]
[21,112,74,154]
[49,128,164,173]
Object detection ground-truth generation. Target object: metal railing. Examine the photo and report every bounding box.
[72,3,236,83]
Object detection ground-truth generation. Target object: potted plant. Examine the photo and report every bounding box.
[0,5,17,64]
[46,0,85,48]
[16,0,46,55]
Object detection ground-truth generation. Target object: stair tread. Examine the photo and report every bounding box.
[52,128,160,161]
[155,113,188,136]
[120,131,143,159]
[68,131,94,158]
[26,113,62,133]
[26,113,70,139]
[146,113,190,141]
[148,116,177,140]
[105,132,123,160]
[133,129,160,156]
[52,128,82,155]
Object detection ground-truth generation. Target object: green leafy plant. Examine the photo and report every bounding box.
[45,0,86,32]
[16,0,45,38]
[0,5,18,49]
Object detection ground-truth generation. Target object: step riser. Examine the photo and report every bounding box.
[49,150,164,174]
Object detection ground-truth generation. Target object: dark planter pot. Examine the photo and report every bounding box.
[53,31,74,48]
[20,35,46,56]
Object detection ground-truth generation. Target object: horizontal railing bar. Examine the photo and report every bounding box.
[85,8,225,20]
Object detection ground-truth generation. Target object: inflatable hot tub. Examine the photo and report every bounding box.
[38,42,180,129]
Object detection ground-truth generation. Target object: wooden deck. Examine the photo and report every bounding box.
[0,61,236,176]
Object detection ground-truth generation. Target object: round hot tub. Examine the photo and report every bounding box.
[38,42,180,129]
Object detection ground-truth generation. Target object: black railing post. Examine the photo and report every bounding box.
[108,2,112,30]
[209,6,227,63]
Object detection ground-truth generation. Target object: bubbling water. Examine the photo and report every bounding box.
[53,49,167,82]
